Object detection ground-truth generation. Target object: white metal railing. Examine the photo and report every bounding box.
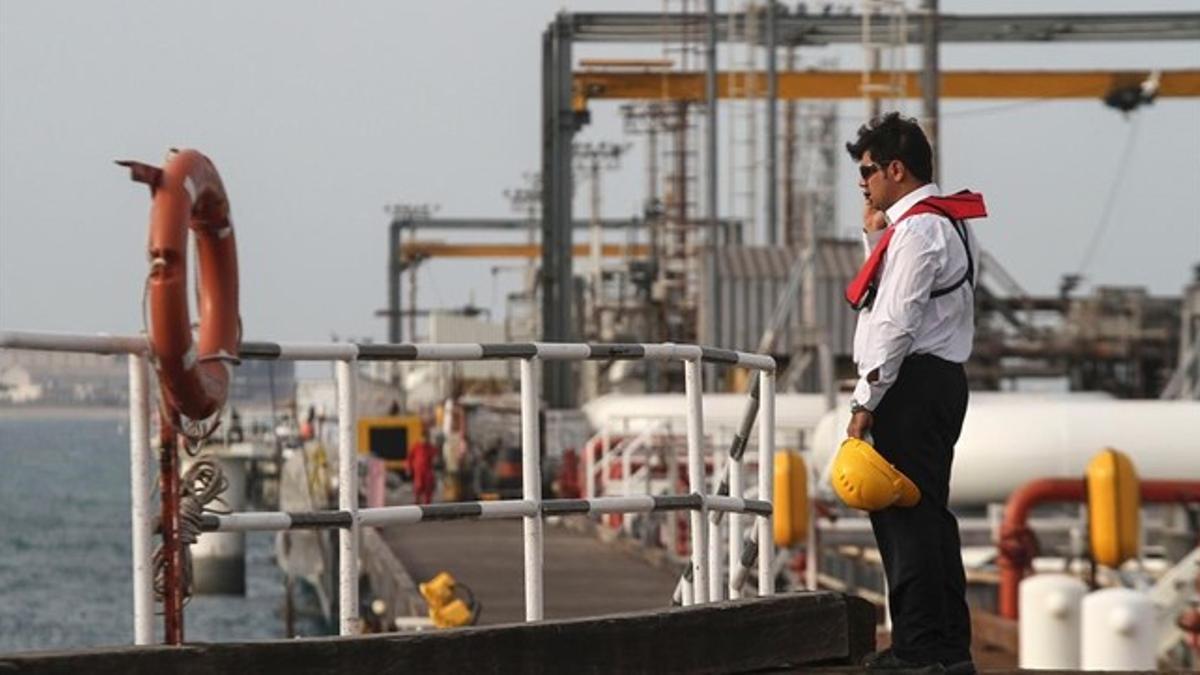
[0,330,776,643]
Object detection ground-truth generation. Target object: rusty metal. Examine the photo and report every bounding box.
[159,417,185,644]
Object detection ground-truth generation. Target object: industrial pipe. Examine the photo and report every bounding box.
[999,478,1200,620]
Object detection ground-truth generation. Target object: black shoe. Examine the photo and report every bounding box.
[943,659,976,675]
[861,648,895,667]
[861,649,946,674]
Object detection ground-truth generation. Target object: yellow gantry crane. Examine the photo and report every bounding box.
[571,68,1200,111]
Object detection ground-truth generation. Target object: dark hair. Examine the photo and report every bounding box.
[845,112,933,183]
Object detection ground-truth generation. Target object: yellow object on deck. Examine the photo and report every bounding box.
[1086,448,1141,568]
[830,438,920,512]
[419,571,478,629]
[773,450,809,547]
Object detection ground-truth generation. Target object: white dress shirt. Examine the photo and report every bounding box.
[851,183,977,411]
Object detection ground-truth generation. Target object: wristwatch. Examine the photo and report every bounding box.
[850,400,872,415]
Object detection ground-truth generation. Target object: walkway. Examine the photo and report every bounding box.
[381,519,679,625]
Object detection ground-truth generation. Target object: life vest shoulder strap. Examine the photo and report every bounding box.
[843,190,986,310]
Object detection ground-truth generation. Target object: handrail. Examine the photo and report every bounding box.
[0,328,776,644]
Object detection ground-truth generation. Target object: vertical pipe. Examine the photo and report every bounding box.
[127,355,154,645]
[708,452,723,602]
[765,0,778,246]
[589,160,602,318]
[541,17,576,408]
[704,0,720,388]
[758,370,775,596]
[684,359,709,603]
[159,423,184,644]
[600,424,611,499]
[587,425,601,500]
[666,421,679,561]
[388,220,401,345]
[408,226,418,344]
[921,0,941,183]
[805,484,818,590]
[336,360,360,635]
[728,439,744,600]
[521,358,545,621]
[622,433,633,534]
[782,46,797,248]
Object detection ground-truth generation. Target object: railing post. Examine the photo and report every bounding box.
[684,358,709,603]
[728,428,744,600]
[666,420,679,562]
[601,424,611,499]
[127,354,154,645]
[758,369,775,596]
[521,358,544,621]
[336,359,360,635]
[622,431,633,534]
[708,451,723,601]
[587,423,603,500]
[806,477,818,590]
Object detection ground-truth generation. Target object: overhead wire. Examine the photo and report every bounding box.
[1076,113,1144,278]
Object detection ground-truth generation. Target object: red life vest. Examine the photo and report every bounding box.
[844,190,987,310]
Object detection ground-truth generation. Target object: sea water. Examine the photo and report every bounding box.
[0,410,325,652]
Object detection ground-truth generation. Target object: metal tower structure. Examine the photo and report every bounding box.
[860,0,909,117]
[539,8,1200,407]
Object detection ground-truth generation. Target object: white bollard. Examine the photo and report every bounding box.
[1019,574,1087,669]
[1080,587,1156,670]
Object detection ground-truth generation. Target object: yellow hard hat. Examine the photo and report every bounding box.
[831,438,920,511]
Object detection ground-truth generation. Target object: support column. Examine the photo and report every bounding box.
[765,1,779,246]
[684,359,709,603]
[127,355,154,645]
[922,0,941,183]
[758,370,776,596]
[337,360,360,635]
[521,359,545,621]
[159,422,184,644]
[541,16,578,408]
[703,0,721,388]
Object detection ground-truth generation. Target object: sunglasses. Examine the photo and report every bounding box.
[858,161,890,180]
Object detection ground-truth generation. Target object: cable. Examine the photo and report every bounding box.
[152,458,229,605]
[1077,114,1144,277]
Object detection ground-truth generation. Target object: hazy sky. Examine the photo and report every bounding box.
[2,1,1198,346]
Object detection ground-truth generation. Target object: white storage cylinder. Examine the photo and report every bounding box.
[811,398,1200,505]
[1080,587,1156,670]
[1019,574,1087,669]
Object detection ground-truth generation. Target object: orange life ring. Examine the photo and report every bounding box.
[141,149,240,422]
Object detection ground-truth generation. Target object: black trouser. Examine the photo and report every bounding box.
[868,353,971,665]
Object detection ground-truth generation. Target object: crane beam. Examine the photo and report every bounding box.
[572,69,1200,111]
[401,242,650,260]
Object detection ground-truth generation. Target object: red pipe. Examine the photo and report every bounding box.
[998,478,1200,620]
[160,419,185,644]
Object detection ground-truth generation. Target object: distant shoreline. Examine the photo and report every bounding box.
[0,405,128,420]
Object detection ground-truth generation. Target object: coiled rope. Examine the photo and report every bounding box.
[152,458,230,605]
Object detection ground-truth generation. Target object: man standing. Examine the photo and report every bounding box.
[844,112,985,674]
[409,434,437,505]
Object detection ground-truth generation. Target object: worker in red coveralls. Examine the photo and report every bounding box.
[409,434,437,505]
